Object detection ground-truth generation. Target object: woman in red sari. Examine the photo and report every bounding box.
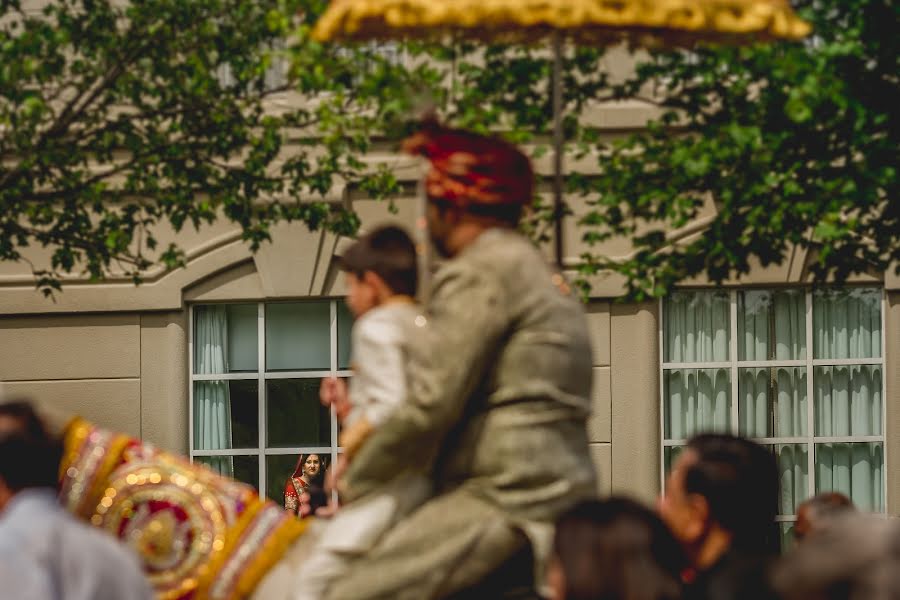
[283,453,324,517]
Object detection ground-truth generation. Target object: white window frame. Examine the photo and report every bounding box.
[658,287,888,527]
[188,300,350,498]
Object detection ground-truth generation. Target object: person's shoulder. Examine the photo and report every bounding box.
[355,303,403,332]
[463,228,538,268]
[0,551,52,600]
[353,302,419,346]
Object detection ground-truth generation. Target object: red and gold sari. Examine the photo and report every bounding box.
[283,454,319,516]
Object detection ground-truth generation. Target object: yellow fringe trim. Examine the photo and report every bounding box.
[312,0,811,43]
[59,417,89,478]
[60,418,132,518]
[232,513,308,600]
[196,500,309,600]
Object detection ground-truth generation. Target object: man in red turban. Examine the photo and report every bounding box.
[322,122,597,599]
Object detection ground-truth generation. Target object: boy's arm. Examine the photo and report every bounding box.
[339,418,374,459]
[339,264,508,501]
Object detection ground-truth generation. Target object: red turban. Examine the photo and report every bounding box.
[402,121,534,207]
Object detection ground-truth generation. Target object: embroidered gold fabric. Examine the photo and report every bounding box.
[312,0,811,44]
[60,419,308,600]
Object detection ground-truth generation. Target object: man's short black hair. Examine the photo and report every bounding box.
[339,225,418,297]
[0,400,62,492]
[685,433,779,553]
[554,498,685,600]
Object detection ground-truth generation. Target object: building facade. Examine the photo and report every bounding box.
[0,65,897,539]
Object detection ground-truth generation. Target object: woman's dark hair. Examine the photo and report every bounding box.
[554,497,684,600]
[0,400,63,492]
[339,225,418,297]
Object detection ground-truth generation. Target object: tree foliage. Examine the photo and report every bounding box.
[1,0,896,298]
[572,0,899,299]
[0,0,425,293]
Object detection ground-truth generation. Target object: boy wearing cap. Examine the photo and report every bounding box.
[323,122,597,600]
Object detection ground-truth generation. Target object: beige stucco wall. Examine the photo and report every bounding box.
[585,303,612,495]
[0,197,895,512]
[609,301,661,504]
[0,229,896,512]
[0,314,143,437]
[582,298,664,504]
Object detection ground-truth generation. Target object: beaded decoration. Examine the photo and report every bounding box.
[60,419,308,599]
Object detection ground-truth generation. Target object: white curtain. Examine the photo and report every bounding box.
[814,289,881,359]
[813,289,882,512]
[814,365,883,511]
[664,291,730,439]
[666,369,730,439]
[732,367,808,440]
[737,297,808,516]
[665,288,883,514]
[194,306,234,477]
[664,291,729,363]
[739,290,806,361]
[776,444,809,515]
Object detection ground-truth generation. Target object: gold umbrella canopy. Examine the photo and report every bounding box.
[311,0,811,268]
[311,0,812,44]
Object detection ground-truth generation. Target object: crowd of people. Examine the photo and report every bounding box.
[0,122,898,600]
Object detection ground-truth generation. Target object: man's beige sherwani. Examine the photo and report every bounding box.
[328,228,597,599]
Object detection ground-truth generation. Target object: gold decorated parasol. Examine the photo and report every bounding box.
[313,0,811,44]
[312,0,811,267]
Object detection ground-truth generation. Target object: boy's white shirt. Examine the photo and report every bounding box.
[344,300,422,429]
[318,299,430,552]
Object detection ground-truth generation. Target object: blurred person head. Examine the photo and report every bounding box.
[339,225,418,317]
[402,120,533,258]
[0,400,63,511]
[548,497,685,600]
[773,514,900,600]
[794,492,855,543]
[658,434,778,569]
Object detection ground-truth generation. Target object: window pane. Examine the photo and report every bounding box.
[663,445,686,481]
[265,302,330,371]
[738,290,806,360]
[337,301,354,370]
[814,365,882,437]
[192,380,258,451]
[772,444,809,515]
[813,288,881,359]
[194,304,258,374]
[226,304,258,372]
[266,379,331,447]
[815,443,884,512]
[663,368,730,440]
[779,522,796,553]
[266,452,331,507]
[664,291,730,363]
[738,367,807,438]
[194,455,259,491]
